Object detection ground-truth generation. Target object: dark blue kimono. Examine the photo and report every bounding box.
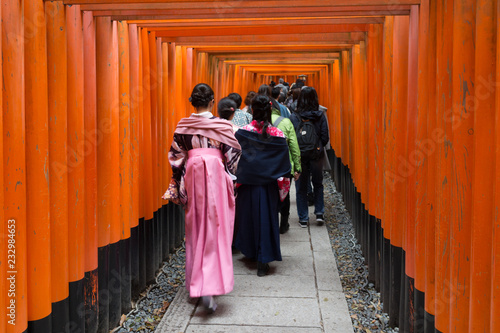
[233,129,291,264]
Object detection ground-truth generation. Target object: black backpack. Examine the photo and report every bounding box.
[294,112,321,161]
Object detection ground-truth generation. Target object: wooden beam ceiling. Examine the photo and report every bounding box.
[52,0,414,83]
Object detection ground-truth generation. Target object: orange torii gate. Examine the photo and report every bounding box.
[2,1,500,333]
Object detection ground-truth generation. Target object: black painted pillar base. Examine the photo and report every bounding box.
[161,204,170,261]
[169,203,176,253]
[97,245,109,333]
[414,287,425,333]
[84,268,98,333]
[69,278,85,333]
[138,217,146,291]
[145,217,155,284]
[108,241,121,328]
[130,224,140,299]
[424,310,436,333]
[28,313,51,333]
[374,219,382,290]
[120,238,132,314]
[389,245,402,327]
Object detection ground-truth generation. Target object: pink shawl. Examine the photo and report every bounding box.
[174,116,241,150]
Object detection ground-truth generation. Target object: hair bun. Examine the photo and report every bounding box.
[190,83,214,108]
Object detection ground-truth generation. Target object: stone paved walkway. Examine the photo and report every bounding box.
[156,186,353,332]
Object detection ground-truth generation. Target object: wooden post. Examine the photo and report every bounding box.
[46,2,69,331]
[66,5,86,332]
[470,0,496,331]
[83,10,98,333]
[118,20,132,314]
[25,0,51,330]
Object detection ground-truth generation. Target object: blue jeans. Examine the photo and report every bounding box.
[296,158,324,221]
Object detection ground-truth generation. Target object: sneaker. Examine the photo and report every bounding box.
[316,215,324,225]
[201,296,217,314]
[299,220,308,228]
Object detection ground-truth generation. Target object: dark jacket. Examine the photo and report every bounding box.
[289,110,330,148]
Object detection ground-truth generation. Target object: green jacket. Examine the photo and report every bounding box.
[271,108,302,174]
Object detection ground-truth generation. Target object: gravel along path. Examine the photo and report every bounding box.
[323,172,398,333]
[112,244,186,333]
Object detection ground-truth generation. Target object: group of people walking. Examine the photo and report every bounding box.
[163,79,329,313]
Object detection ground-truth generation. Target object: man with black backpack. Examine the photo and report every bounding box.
[289,87,329,228]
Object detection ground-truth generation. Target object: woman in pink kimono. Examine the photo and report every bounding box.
[165,83,242,313]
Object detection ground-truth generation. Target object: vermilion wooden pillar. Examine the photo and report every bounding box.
[118,20,132,315]
[161,41,171,260]
[25,0,52,331]
[146,32,158,256]
[0,0,4,326]
[435,1,454,331]
[3,0,27,332]
[147,29,159,275]
[415,1,430,331]
[128,23,142,297]
[109,20,123,330]
[137,26,147,291]
[67,5,86,332]
[140,27,156,283]
[83,10,98,333]
[156,37,164,265]
[391,15,409,328]
[381,14,394,319]
[493,1,500,328]
[46,2,70,332]
[96,16,120,332]
[470,0,496,331]
[449,0,476,330]
[340,50,351,170]
[424,1,438,330]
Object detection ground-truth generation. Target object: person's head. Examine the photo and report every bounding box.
[292,87,301,101]
[271,86,281,99]
[251,94,272,124]
[278,92,287,104]
[279,78,284,84]
[296,86,319,113]
[295,79,305,89]
[189,83,214,110]
[244,91,257,107]
[227,92,242,109]
[270,80,276,87]
[258,84,272,97]
[217,97,237,121]
[283,82,289,87]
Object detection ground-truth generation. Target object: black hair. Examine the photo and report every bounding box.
[278,92,286,104]
[292,87,301,101]
[226,92,242,109]
[217,97,237,121]
[244,91,257,106]
[296,86,319,113]
[295,79,305,89]
[257,84,271,97]
[251,94,272,139]
[189,83,214,108]
[283,82,289,87]
[271,86,281,99]
[270,80,276,87]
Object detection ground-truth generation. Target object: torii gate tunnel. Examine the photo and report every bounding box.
[1,1,500,332]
